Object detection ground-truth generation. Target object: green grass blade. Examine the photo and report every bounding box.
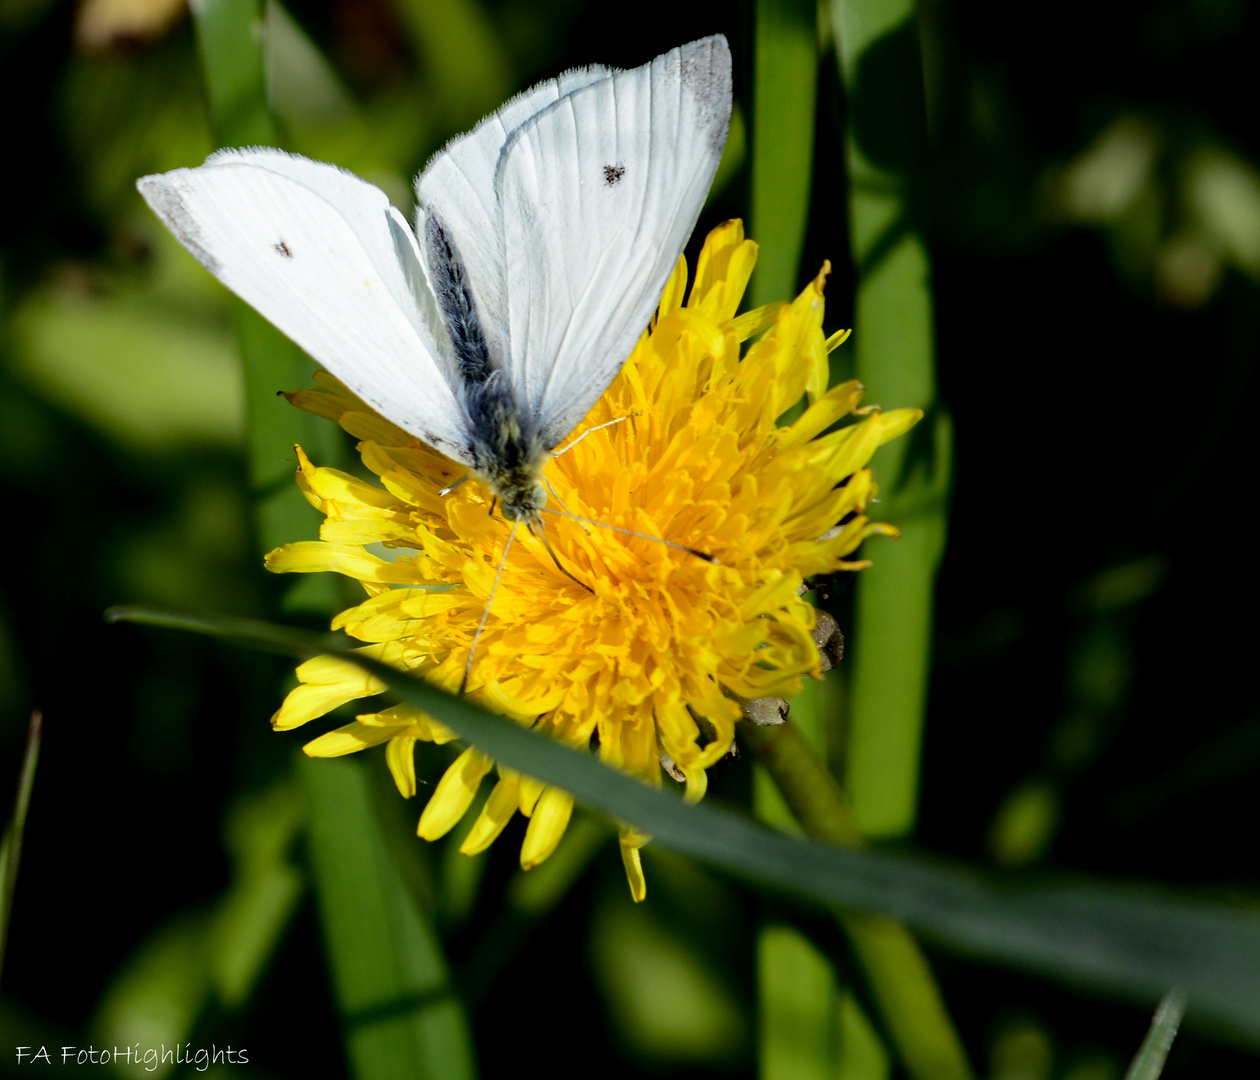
[234,305,341,560]
[192,0,341,562]
[830,0,951,841]
[104,605,1260,1046]
[746,718,973,1080]
[302,755,477,1080]
[827,2,963,1069]
[754,681,839,1080]
[1124,990,1188,1080]
[0,710,42,985]
[194,0,278,147]
[758,923,837,1080]
[750,0,819,308]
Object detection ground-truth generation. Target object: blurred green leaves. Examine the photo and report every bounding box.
[10,289,242,452]
[1047,114,1260,307]
[91,775,305,1077]
[593,877,746,1066]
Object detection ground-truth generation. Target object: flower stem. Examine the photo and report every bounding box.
[742,719,976,1080]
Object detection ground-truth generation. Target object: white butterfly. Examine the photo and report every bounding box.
[138,36,732,525]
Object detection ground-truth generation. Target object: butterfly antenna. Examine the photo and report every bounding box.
[460,517,519,695]
[528,517,594,593]
[539,507,719,563]
[551,412,641,457]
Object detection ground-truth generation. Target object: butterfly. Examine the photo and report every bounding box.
[138,36,732,527]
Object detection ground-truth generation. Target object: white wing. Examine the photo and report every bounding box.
[498,35,732,449]
[414,65,613,372]
[137,149,476,466]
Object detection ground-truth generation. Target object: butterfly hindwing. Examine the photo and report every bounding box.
[414,66,614,374]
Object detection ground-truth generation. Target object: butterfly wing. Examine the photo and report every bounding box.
[414,65,614,372]
[137,149,476,465]
[497,36,732,449]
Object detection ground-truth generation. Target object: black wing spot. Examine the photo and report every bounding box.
[603,164,626,186]
[274,240,293,258]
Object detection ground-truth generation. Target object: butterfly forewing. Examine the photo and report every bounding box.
[138,153,477,466]
[496,35,732,450]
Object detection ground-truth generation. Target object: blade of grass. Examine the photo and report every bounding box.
[0,711,42,985]
[745,718,973,1080]
[754,681,839,1080]
[104,605,1260,1047]
[194,0,277,147]
[192,0,343,565]
[1124,990,1188,1080]
[749,7,827,1070]
[750,0,819,309]
[830,0,950,841]
[303,755,477,1080]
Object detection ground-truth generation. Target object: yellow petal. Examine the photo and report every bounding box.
[619,830,649,903]
[519,787,575,869]
[416,747,493,840]
[302,720,396,757]
[460,777,521,855]
[385,734,418,797]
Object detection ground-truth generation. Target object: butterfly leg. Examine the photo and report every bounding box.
[527,518,594,594]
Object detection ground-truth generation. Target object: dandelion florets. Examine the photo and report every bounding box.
[265,221,920,900]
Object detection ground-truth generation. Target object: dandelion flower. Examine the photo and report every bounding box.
[266,220,920,900]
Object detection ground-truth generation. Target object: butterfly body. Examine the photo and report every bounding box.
[137,37,732,525]
[423,208,549,520]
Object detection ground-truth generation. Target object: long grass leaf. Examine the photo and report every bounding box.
[1124,990,1188,1080]
[751,0,819,308]
[105,606,1260,1046]
[755,682,837,1080]
[302,756,477,1080]
[0,711,42,985]
[830,0,950,841]
[191,0,342,560]
[746,716,973,1080]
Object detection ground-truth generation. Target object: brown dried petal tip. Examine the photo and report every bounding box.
[811,610,845,672]
[737,695,790,726]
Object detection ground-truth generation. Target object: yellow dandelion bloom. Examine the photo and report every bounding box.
[266,221,920,901]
